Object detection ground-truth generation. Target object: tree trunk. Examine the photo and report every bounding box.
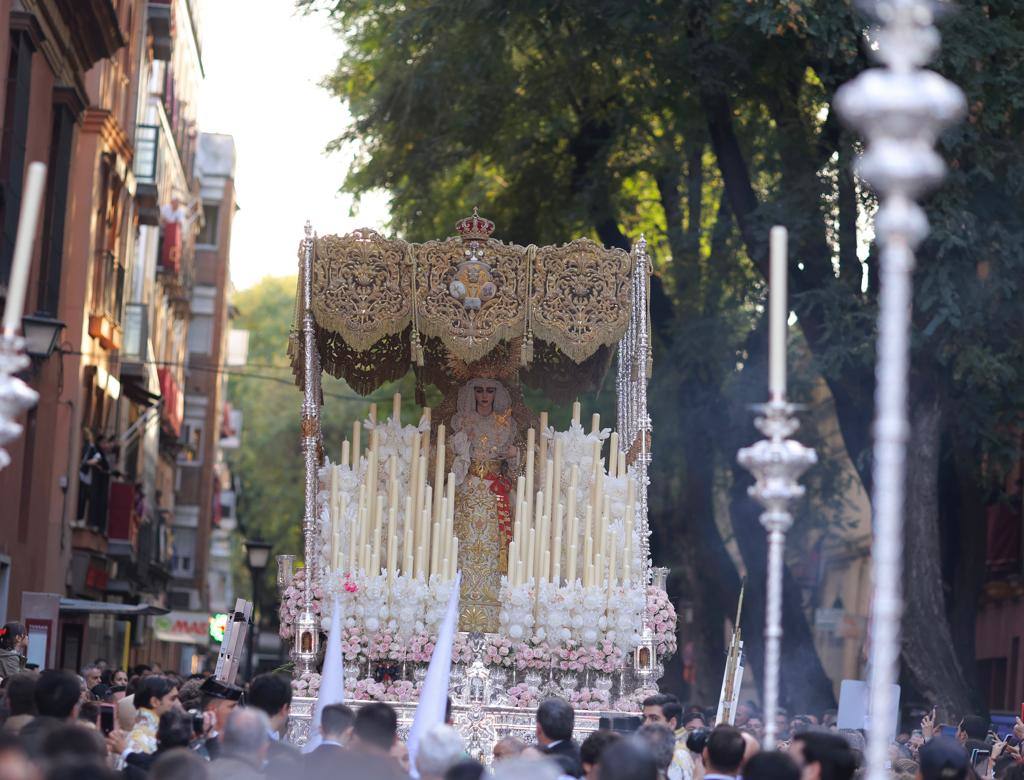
[900,389,976,718]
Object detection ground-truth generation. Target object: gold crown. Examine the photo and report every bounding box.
[455,207,495,241]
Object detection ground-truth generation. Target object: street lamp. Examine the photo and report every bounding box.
[21,313,64,359]
[244,538,272,681]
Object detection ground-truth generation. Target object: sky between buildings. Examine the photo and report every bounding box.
[198,0,390,290]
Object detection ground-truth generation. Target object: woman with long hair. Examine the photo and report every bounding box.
[0,622,27,679]
[123,675,180,755]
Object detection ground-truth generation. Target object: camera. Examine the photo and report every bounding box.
[189,709,204,735]
[686,727,711,754]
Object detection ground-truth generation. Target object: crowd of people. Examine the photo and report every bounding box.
[1,621,1022,780]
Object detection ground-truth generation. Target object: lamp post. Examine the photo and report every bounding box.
[244,538,272,681]
[21,313,64,360]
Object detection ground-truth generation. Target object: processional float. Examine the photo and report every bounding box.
[279,211,676,750]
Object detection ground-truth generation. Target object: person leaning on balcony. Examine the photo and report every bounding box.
[0,623,28,680]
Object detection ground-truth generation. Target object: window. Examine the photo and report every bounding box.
[196,204,219,246]
[0,28,35,282]
[187,314,213,354]
[171,527,196,577]
[179,418,204,463]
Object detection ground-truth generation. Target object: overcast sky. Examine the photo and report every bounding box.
[197,0,389,290]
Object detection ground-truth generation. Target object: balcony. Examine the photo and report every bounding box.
[134,124,160,225]
[121,302,149,367]
[89,250,124,351]
[157,367,183,438]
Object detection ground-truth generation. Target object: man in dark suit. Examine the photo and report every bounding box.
[536,697,583,777]
[248,672,302,771]
[305,704,355,777]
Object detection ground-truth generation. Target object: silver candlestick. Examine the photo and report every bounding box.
[836,3,964,777]
[0,334,39,469]
[737,401,816,749]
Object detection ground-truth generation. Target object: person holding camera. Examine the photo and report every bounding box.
[123,709,195,779]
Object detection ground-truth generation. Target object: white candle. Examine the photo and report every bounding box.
[433,424,446,525]
[386,505,397,573]
[430,521,441,578]
[2,162,46,334]
[409,433,421,525]
[421,407,431,426]
[552,502,563,585]
[369,402,377,423]
[341,439,350,468]
[392,392,401,422]
[571,401,581,425]
[404,526,414,577]
[526,528,536,584]
[608,432,618,479]
[352,421,361,461]
[567,544,577,584]
[508,540,517,583]
[769,225,788,401]
[524,428,535,528]
[449,538,458,580]
[538,412,549,481]
[591,413,600,434]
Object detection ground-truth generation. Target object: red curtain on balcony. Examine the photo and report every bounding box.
[160,220,181,274]
[108,481,138,546]
[157,367,183,436]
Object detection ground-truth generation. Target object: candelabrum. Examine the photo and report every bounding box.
[737,401,816,749]
[835,3,964,777]
[0,334,38,470]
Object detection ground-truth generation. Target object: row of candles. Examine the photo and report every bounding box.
[505,403,636,598]
[326,393,459,584]
[324,394,640,595]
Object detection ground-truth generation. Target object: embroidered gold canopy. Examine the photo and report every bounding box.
[289,211,638,398]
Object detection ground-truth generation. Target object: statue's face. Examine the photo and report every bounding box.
[474,383,497,415]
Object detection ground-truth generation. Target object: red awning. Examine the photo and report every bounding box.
[157,367,183,436]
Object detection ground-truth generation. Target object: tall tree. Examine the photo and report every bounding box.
[300,0,1024,714]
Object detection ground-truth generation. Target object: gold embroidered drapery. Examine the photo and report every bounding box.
[289,216,635,397]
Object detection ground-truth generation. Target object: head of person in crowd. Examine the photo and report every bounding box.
[735,702,756,728]
[790,731,858,780]
[893,757,920,780]
[744,750,801,780]
[683,711,708,732]
[747,718,765,740]
[445,757,486,780]
[150,747,211,780]
[703,725,746,778]
[391,740,411,773]
[917,737,968,780]
[352,701,398,755]
[598,736,659,780]
[581,730,621,780]
[157,709,195,750]
[536,697,575,746]
[34,670,81,721]
[77,701,101,729]
[0,622,28,653]
[112,669,129,688]
[493,735,527,763]
[247,672,292,737]
[637,723,676,778]
[198,678,242,737]
[107,685,126,705]
[4,674,36,727]
[740,731,761,769]
[41,723,107,763]
[493,756,564,780]
[134,675,179,717]
[0,731,33,780]
[220,707,270,766]
[80,665,102,692]
[642,694,683,732]
[956,716,988,746]
[45,759,120,780]
[175,677,204,713]
[417,724,466,780]
[320,702,355,745]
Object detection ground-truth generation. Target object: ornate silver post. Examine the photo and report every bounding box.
[836,4,963,777]
[738,402,816,749]
[295,220,322,673]
[0,334,38,469]
[617,236,653,583]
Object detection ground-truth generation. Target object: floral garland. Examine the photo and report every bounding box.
[645,585,677,658]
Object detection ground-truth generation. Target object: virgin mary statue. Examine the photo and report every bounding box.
[449,377,519,632]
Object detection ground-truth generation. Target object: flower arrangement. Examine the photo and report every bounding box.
[508,682,541,708]
[645,585,678,658]
[278,568,322,640]
[570,687,611,711]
